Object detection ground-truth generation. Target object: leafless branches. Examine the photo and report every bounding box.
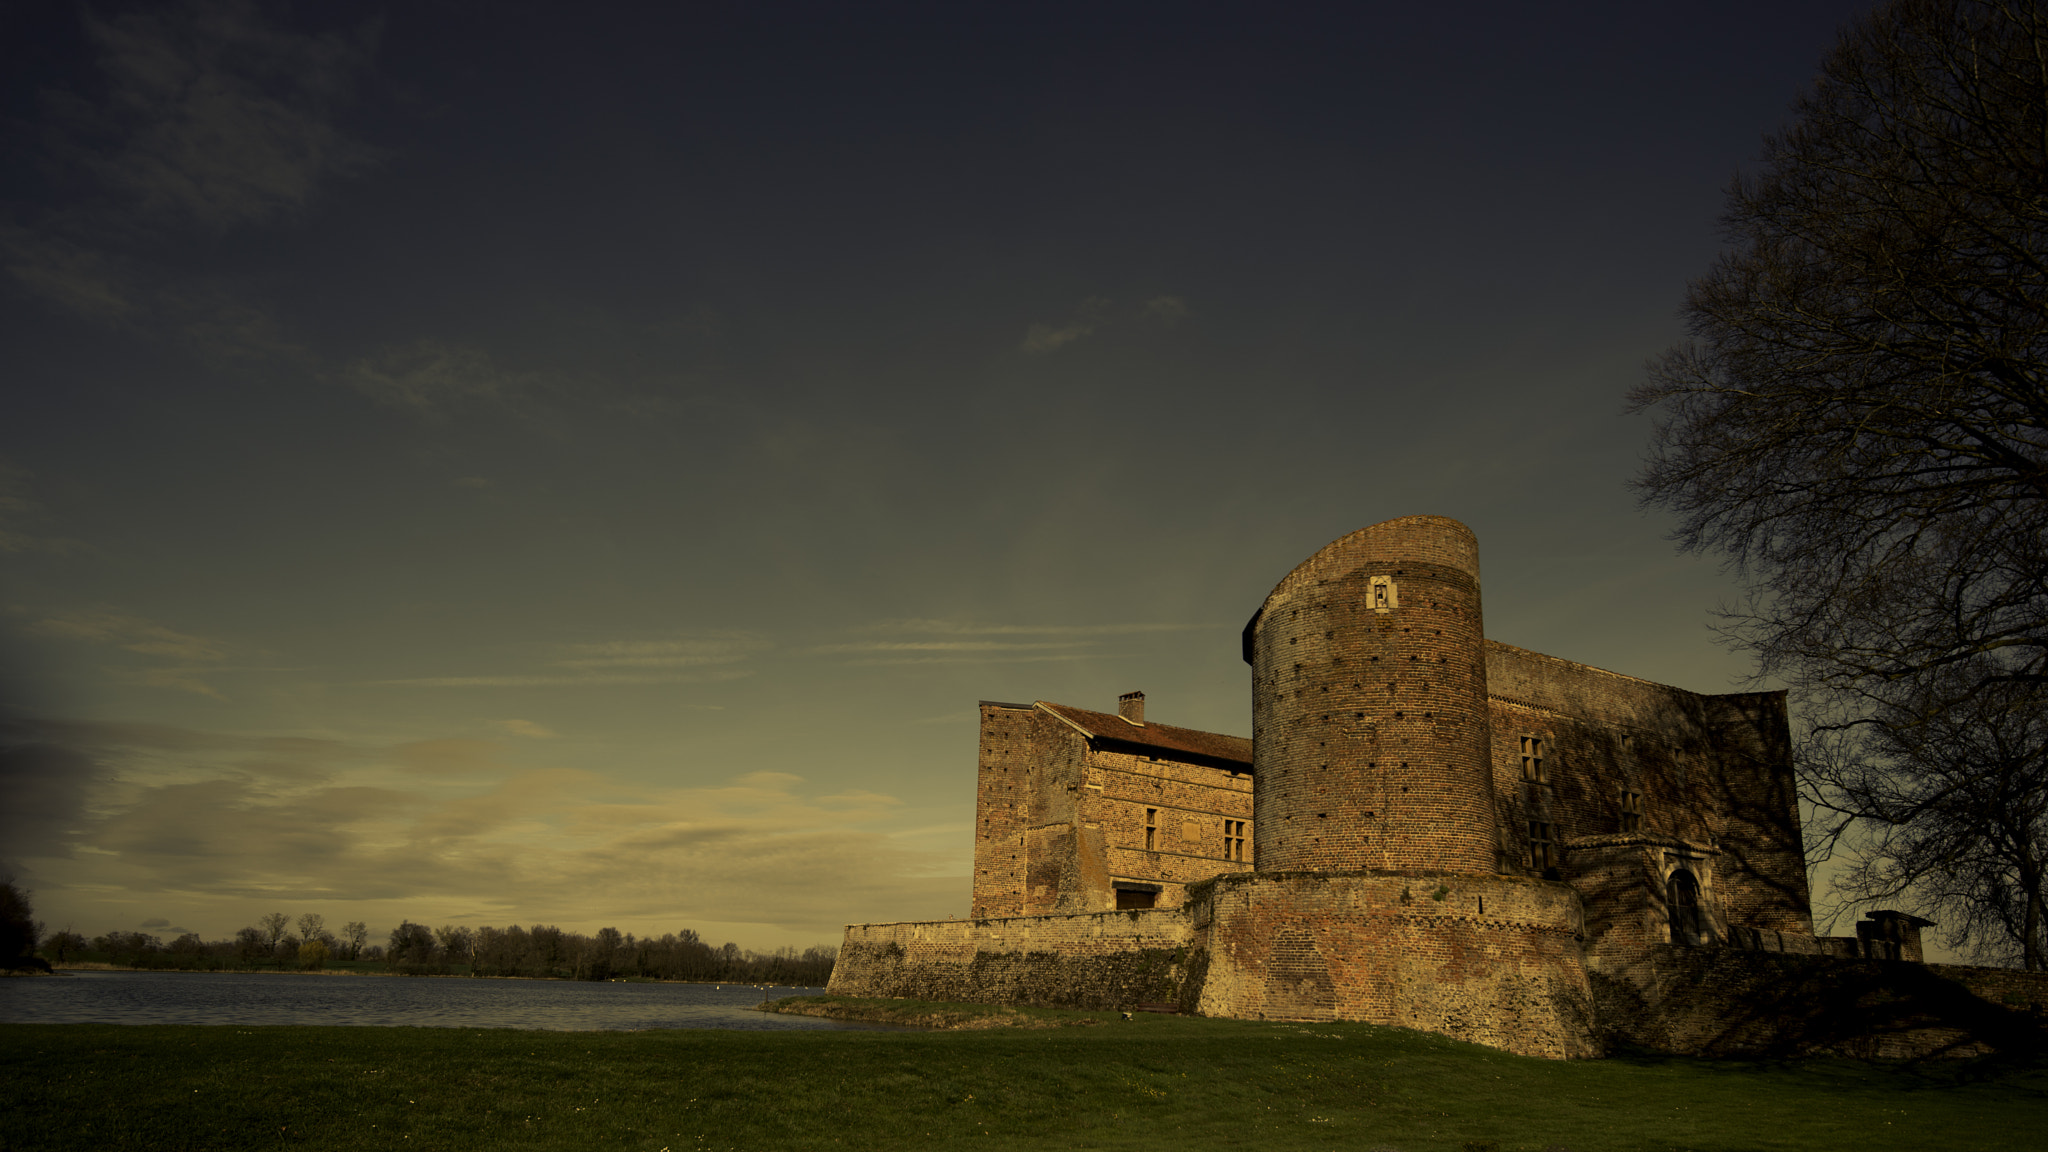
[1632,1,2048,965]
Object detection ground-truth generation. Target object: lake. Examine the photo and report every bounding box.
[0,970,897,1031]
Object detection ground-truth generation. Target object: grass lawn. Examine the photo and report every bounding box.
[1,1006,2041,1151]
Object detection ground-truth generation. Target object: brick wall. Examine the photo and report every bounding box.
[1249,516,1500,875]
[1486,642,1810,936]
[828,910,1194,1009]
[972,703,1038,918]
[1592,944,2048,1058]
[1184,869,1599,1060]
[973,703,1254,918]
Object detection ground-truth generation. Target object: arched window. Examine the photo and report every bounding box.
[1668,868,1704,946]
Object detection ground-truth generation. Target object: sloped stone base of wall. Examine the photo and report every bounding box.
[828,911,1192,1010]
[1591,946,2048,1058]
[1184,869,1599,1059]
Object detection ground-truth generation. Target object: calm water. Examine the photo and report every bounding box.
[0,970,899,1031]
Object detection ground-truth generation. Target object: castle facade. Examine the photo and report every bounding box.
[828,517,2041,1059]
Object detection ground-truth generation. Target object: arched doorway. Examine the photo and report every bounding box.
[1668,868,1704,946]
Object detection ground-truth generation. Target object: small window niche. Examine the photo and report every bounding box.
[1520,735,1547,783]
[1668,869,1706,946]
[1144,808,1157,852]
[1619,788,1644,833]
[1369,574,1399,615]
[1528,820,1556,871]
[1115,883,1160,910]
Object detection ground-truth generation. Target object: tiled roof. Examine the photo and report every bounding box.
[1035,702,1252,769]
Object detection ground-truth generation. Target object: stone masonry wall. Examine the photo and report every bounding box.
[972,703,1038,918]
[1090,746,1253,908]
[829,910,1193,1010]
[1591,944,2048,1058]
[1486,643,1810,936]
[1184,870,1599,1059]
[1250,516,1499,876]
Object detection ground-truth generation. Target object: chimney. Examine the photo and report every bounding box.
[1118,691,1146,725]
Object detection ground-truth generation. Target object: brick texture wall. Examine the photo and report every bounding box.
[1249,515,1499,874]
[829,910,1193,1009]
[971,703,1254,918]
[1592,945,2048,1058]
[1486,643,1811,939]
[1183,868,1598,1059]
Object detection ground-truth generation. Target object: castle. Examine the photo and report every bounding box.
[827,517,2045,1058]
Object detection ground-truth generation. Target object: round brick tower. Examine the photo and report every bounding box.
[1246,515,1498,873]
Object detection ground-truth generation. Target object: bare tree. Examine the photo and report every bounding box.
[1631,0,2048,964]
[296,912,325,945]
[341,920,368,960]
[257,912,291,954]
[1808,665,2048,966]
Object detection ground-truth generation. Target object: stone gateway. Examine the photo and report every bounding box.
[828,516,2048,1058]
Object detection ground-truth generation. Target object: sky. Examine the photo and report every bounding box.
[0,0,1888,954]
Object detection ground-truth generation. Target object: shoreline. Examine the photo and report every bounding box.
[762,994,1109,1030]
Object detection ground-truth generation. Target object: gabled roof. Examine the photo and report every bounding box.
[1035,702,1252,771]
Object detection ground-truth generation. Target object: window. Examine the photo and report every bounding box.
[1669,869,1704,946]
[1528,821,1555,869]
[1222,819,1246,861]
[1145,808,1157,851]
[1520,736,1546,783]
[1619,789,1643,832]
[1116,888,1156,910]
[1369,574,1398,614]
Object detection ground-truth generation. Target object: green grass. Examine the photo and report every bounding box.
[2,1014,2041,1152]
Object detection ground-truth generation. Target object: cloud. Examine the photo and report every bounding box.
[817,618,1217,666]
[140,917,170,928]
[496,719,555,739]
[112,666,230,701]
[29,609,227,662]
[391,739,507,777]
[1019,296,1111,354]
[380,669,755,689]
[374,634,768,689]
[810,640,1099,654]
[76,0,383,232]
[0,4,367,394]
[0,462,88,557]
[859,619,1208,637]
[1143,295,1189,326]
[0,231,136,320]
[340,340,527,415]
[19,719,960,937]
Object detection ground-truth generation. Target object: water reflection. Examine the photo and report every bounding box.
[0,971,896,1031]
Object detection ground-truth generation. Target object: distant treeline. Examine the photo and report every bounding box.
[32,907,837,985]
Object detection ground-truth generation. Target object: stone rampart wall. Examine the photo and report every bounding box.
[1185,870,1599,1059]
[828,909,1193,1010]
[1592,944,2048,1058]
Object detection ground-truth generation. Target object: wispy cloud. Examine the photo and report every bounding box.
[817,618,1214,666]
[376,635,767,689]
[810,640,1098,654]
[26,608,232,699]
[14,720,960,936]
[0,462,88,557]
[1019,296,1111,355]
[856,619,1209,637]
[340,340,530,416]
[30,609,227,662]
[1142,295,1189,326]
[75,0,383,232]
[1,2,374,404]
